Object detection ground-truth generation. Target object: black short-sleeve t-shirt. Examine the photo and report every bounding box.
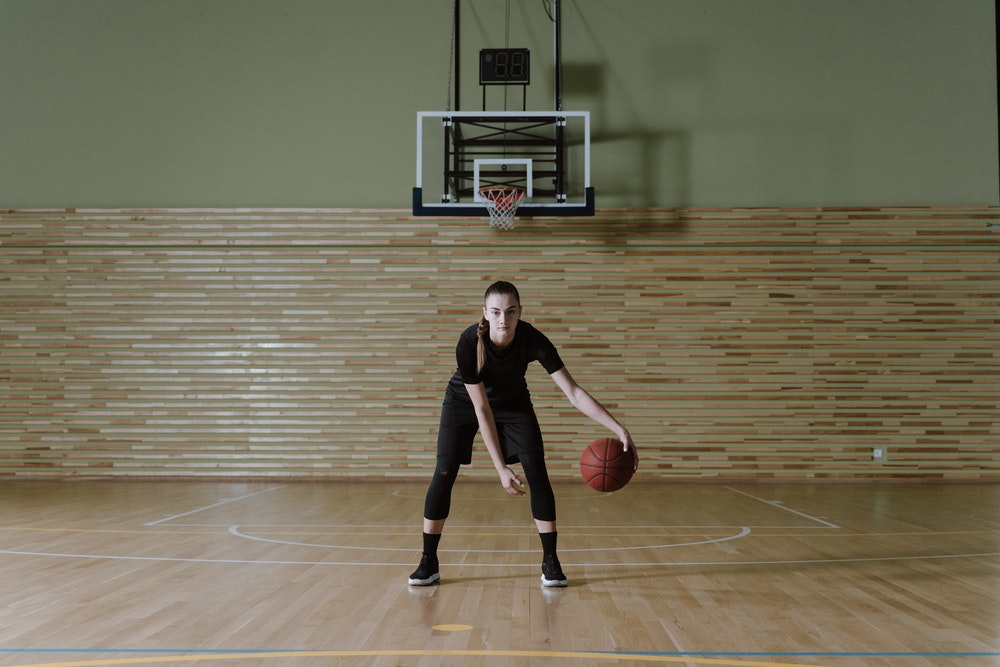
[446,320,564,408]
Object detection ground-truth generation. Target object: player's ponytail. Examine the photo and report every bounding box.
[476,316,489,373]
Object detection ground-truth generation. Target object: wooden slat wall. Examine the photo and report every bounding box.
[1,208,998,480]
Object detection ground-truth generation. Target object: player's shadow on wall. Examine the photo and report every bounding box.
[560,62,690,237]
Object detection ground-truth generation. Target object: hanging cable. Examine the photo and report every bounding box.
[445,0,457,111]
[542,0,554,22]
[503,0,511,111]
[505,0,511,48]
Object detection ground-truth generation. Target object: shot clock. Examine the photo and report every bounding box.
[479,48,530,85]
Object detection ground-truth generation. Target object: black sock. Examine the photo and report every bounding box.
[539,530,558,560]
[423,532,441,560]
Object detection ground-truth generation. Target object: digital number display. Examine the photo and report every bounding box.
[480,48,530,85]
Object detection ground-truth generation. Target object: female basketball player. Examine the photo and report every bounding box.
[408,280,634,587]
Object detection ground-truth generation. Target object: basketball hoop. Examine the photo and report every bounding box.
[478,186,526,231]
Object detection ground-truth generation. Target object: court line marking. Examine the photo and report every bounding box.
[5,649,997,657]
[226,524,753,553]
[145,487,283,526]
[0,648,836,667]
[4,648,999,667]
[1,545,996,568]
[725,487,840,528]
[6,524,993,537]
[137,522,835,530]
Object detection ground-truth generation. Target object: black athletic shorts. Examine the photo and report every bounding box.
[437,396,544,465]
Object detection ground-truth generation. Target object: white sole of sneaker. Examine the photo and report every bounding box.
[540,575,568,587]
[408,573,441,586]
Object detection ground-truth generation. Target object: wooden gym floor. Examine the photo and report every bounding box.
[0,479,997,667]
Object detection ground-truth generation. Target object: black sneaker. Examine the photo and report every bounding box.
[408,554,440,586]
[540,555,568,587]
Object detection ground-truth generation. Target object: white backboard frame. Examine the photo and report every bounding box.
[413,110,593,217]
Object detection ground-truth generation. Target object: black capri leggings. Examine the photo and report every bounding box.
[423,399,557,522]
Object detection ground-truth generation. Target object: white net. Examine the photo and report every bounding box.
[479,186,526,231]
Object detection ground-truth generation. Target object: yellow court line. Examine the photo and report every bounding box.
[9,649,832,667]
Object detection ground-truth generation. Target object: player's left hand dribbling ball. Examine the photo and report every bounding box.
[579,437,638,492]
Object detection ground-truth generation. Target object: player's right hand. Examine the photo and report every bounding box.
[499,466,526,496]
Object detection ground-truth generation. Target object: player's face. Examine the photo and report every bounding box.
[483,293,521,346]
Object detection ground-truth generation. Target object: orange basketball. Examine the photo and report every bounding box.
[579,438,637,492]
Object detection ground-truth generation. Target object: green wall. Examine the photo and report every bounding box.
[1,0,996,208]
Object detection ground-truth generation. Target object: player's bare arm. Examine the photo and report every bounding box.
[549,367,635,452]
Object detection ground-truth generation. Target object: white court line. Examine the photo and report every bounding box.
[227,524,752,553]
[145,487,283,527]
[725,487,840,528]
[166,523,822,530]
[0,546,996,568]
